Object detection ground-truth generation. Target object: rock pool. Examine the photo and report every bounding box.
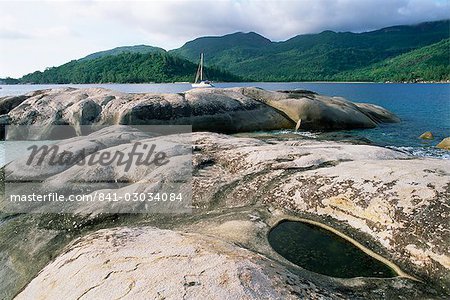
[268,220,397,278]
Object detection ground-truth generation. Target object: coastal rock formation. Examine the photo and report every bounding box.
[188,133,449,287]
[2,127,449,299]
[0,95,31,115]
[16,223,438,300]
[419,131,434,140]
[437,137,450,150]
[1,87,399,139]
[15,227,347,300]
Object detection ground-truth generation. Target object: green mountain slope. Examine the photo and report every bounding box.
[172,32,271,66]
[20,52,242,84]
[79,45,166,61]
[334,38,450,82]
[0,77,20,84]
[171,20,450,81]
[15,20,450,83]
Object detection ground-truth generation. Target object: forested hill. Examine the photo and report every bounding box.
[14,19,450,83]
[20,53,242,84]
[171,20,449,81]
[334,38,450,82]
[79,45,166,61]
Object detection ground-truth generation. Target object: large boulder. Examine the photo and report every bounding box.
[0,96,29,115]
[0,89,53,115]
[242,89,400,130]
[2,87,399,139]
[437,137,450,150]
[15,227,347,300]
[419,131,434,140]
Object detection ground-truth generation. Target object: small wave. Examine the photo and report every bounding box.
[387,146,450,159]
[272,130,320,138]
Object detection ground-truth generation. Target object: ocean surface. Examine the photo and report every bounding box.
[0,82,449,163]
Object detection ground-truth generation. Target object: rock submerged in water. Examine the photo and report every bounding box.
[437,137,450,150]
[0,87,399,139]
[2,127,449,299]
[419,131,434,140]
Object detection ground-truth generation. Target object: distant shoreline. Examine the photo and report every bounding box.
[1,81,450,86]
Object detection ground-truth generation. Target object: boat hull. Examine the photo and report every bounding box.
[191,82,214,88]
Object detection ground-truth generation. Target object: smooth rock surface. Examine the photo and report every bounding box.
[2,128,449,299]
[437,137,450,150]
[15,227,346,300]
[419,131,434,140]
[2,87,399,139]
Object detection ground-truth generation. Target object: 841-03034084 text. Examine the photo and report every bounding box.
[9,192,184,202]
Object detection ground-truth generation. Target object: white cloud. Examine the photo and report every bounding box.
[0,0,448,77]
[71,0,448,43]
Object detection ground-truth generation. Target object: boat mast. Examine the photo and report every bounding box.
[194,54,201,83]
[200,53,204,81]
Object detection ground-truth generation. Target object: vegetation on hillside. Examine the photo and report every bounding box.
[334,39,450,82]
[171,20,450,81]
[20,52,242,84]
[7,20,450,84]
[0,77,20,84]
[79,45,166,61]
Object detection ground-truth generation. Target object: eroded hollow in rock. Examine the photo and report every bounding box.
[268,220,397,278]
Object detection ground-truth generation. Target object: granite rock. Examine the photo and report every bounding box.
[3,87,400,139]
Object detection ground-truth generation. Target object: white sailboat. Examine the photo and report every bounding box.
[192,53,214,88]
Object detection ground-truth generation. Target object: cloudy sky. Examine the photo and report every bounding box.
[0,0,448,78]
